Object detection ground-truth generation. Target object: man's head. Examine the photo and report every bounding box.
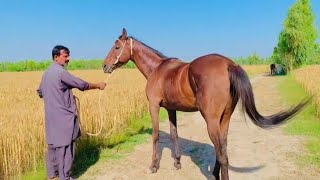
[52,45,70,66]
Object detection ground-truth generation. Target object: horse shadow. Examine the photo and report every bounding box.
[156,130,215,179]
[72,128,265,179]
[156,130,265,180]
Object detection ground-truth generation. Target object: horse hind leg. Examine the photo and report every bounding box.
[198,98,231,180]
[215,100,234,180]
[168,110,182,169]
[205,111,230,180]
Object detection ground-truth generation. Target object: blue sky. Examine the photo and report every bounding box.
[0,0,320,62]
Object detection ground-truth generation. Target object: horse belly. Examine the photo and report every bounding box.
[161,97,199,112]
[162,82,198,112]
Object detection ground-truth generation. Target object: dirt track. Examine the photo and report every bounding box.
[82,74,319,180]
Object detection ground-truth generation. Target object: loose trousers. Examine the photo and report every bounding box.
[46,141,75,180]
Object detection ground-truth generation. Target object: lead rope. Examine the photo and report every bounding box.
[75,70,116,136]
[75,38,133,137]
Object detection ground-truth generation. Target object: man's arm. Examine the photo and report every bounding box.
[61,70,106,91]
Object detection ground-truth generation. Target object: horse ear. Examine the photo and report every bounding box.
[121,28,127,39]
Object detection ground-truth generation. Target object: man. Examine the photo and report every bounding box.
[37,45,106,180]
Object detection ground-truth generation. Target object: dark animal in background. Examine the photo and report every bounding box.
[270,63,276,75]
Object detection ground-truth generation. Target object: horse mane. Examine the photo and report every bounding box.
[118,35,168,59]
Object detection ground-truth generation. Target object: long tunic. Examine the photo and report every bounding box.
[37,62,89,147]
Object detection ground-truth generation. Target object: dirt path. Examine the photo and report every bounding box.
[83,74,319,180]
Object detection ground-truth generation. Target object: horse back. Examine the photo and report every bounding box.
[188,54,234,97]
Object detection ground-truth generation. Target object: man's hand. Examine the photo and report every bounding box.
[88,82,107,90]
[98,82,106,90]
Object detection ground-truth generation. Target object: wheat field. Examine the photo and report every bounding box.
[0,69,148,179]
[293,65,320,117]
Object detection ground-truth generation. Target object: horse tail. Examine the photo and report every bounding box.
[228,64,310,128]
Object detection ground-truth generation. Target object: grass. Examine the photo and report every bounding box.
[278,73,320,168]
[20,165,47,180]
[21,108,168,180]
[0,59,137,72]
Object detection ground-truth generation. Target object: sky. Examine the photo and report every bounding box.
[0,0,320,62]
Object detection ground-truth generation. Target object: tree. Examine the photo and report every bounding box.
[247,52,265,65]
[308,43,320,64]
[272,0,318,71]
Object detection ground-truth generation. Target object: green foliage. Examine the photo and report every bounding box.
[272,0,319,71]
[0,59,50,72]
[67,59,105,70]
[122,61,136,68]
[233,53,272,65]
[1,54,270,72]
[307,44,320,64]
[0,59,136,72]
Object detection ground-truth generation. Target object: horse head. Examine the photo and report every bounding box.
[103,28,133,74]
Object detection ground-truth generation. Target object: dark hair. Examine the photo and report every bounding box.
[52,45,70,60]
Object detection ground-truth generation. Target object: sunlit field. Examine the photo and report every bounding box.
[0,69,148,179]
[293,65,320,117]
[0,65,267,179]
[241,65,269,77]
[278,65,320,168]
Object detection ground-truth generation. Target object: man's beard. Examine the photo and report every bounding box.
[64,62,69,69]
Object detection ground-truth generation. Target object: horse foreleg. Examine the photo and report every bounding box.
[149,103,160,173]
[168,110,181,169]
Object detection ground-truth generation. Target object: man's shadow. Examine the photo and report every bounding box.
[157,130,265,180]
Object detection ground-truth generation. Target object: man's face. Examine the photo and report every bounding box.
[55,50,70,66]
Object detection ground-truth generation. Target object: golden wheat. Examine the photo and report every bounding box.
[292,65,320,117]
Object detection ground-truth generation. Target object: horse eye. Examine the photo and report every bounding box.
[115,46,120,50]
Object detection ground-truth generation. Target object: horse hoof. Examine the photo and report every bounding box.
[213,175,220,180]
[174,162,181,170]
[149,166,158,173]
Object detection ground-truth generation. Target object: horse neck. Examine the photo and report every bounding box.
[131,42,164,79]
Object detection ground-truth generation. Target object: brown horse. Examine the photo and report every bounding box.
[103,29,309,180]
[270,63,276,75]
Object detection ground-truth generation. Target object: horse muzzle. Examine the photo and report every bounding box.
[103,62,124,74]
[103,64,115,74]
